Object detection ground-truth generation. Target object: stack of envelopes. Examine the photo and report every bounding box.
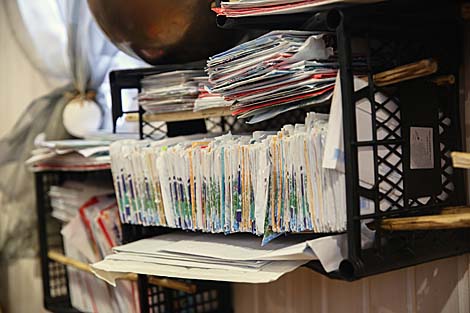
[26,139,111,171]
[109,112,347,236]
[206,31,337,123]
[212,0,385,17]
[58,181,139,313]
[193,76,234,111]
[92,232,348,284]
[138,70,206,113]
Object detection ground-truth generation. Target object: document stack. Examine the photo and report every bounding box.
[109,112,346,237]
[26,139,111,171]
[139,70,205,113]
[52,181,139,313]
[206,31,338,123]
[92,231,348,284]
[213,0,384,17]
[49,181,114,222]
[193,76,234,111]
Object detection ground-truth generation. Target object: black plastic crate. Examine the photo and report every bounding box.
[35,170,112,312]
[207,0,470,280]
[334,5,470,279]
[35,170,233,313]
[118,2,470,280]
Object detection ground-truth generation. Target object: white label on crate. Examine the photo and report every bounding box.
[410,127,434,169]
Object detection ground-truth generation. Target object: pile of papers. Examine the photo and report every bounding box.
[26,139,111,171]
[194,77,234,111]
[139,70,210,113]
[57,181,139,313]
[110,112,346,237]
[139,70,203,113]
[213,0,384,17]
[206,31,337,124]
[139,70,233,113]
[49,181,114,222]
[92,232,348,284]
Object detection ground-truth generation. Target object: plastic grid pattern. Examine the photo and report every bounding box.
[39,173,71,301]
[339,24,470,279]
[357,34,463,218]
[150,285,231,313]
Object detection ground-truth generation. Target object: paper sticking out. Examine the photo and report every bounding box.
[139,70,233,114]
[26,139,111,172]
[91,232,354,285]
[322,72,402,213]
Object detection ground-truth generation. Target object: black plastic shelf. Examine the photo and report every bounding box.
[337,3,469,280]
[110,66,324,140]
[110,62,208,139]
[35,170,110,313]
[35,170,233,313]
[106,1,470,281]
[214,1,470,280]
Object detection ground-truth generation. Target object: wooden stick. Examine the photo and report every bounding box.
[125,106,232,123]
[373,59,438,87]
[451,151,470,169]
[48,250,197,294]
[432,75,455,86]
[375,66,436,83]
[373,59,435,79]
[380,213,470,231]
[375,72,431,87]
[48,250,93,273]
[440,206,470,215]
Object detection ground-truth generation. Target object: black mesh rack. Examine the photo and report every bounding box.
[36,170,108,313]
[35,170,233,313]
[36,1,470,312]
[110,1,470,280]
[214,0,470,279]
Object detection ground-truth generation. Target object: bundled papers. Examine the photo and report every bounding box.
[92,232,349,284]
[213,0,384,17]
[110,112,346,236]
[56,181,140,313]
[49,181,114,222]
[206,31,337,123]
[193,77,234,111]
[139,70,204,113]
[26,139,111,171]
[139,70,233,113]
